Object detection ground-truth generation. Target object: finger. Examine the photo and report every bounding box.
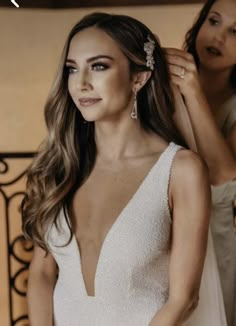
[164,48,194,62]
[170,74,185,87]
[168,64,185,79]
[166,55,197,74]
[166,54,187,68]
[165,53,189,67]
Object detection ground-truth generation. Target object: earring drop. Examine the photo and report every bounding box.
[131,92,138,119]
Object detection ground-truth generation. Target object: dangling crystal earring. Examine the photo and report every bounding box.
[131,92,138,119]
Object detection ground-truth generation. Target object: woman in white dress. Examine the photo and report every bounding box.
[166,0,236,325]
[23,13,213,326]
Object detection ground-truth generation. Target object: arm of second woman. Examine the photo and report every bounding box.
[165,48,236,184]
[149,149,211,326]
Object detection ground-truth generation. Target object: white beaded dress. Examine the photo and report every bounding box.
[46,142,226,326]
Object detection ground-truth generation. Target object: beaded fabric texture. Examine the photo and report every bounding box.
[46,142,180,326]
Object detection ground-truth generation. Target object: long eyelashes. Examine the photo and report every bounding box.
[91,62,110,71]
[65,62,110,74]
[65,66,78,74]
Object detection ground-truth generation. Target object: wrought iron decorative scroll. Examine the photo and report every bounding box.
[0,152,35,326]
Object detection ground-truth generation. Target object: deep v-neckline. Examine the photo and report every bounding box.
[68,142,173,298]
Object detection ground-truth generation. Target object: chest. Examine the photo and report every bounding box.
[72,160,157,243]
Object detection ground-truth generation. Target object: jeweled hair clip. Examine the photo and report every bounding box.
[144,36,155,71]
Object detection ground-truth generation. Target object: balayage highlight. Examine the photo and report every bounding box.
[22,12,185,252]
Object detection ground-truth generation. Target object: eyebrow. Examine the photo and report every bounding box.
[209,11,221,17]
[209,11,236,24]
[65,55,114,64]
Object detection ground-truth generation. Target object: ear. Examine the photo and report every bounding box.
[132,71,152,93]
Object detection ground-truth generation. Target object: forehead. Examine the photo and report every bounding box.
[210,0,236,22]
[67,27,125,60]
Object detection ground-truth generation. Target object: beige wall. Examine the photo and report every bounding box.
[0,4,202,325]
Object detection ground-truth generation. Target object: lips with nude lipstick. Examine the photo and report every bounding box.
[78,97,102,107]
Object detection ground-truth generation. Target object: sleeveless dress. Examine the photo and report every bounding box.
[212,95,236,326]
[46,142,226,326]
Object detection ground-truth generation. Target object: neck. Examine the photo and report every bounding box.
[198,66,234,108]
[94,118,149,162]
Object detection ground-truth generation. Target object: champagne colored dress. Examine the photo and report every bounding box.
[212,95,236,326]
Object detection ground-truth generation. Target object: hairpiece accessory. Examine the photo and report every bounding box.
[144,36,155,71]
[131,92,138,119]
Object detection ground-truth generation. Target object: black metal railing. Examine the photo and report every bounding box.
[0,153,35,326]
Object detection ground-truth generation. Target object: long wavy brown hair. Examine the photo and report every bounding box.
[22,12,185,252]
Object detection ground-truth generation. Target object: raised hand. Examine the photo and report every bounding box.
[164,48,202,98]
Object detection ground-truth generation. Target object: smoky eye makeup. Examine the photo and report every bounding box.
[65,64,78,74]
[91,62,110,71]
[64,62,110,74]
[65,59,78,74]
[64,55,113,74]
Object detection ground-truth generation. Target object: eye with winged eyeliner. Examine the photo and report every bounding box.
[65,55,114,73]
[65,63,110,74]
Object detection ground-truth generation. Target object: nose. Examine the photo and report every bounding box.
[75,69,92,92]
[213,28,227,45]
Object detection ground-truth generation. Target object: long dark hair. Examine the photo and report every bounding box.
[22,12,185,251]
[184,0,236,88]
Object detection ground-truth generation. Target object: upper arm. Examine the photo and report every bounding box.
[168,150,211,302]
[29,246,58,282]
[227,123,236,158]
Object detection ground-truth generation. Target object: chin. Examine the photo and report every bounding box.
[81,114,100,123]
[79,108,105,123]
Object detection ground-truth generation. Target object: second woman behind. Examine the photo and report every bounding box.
[165,0,236,325]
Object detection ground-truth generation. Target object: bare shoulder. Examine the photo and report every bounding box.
[169,149,210,205]
[172,148,209,181]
